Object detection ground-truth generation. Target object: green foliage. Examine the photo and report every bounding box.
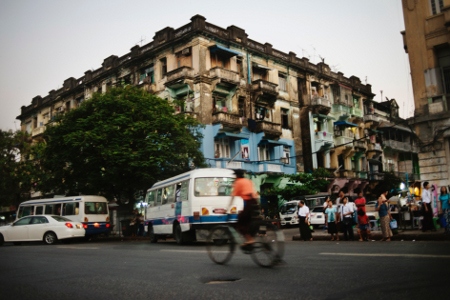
[40,86,205,204]
[0,130,42,207]
[261,168,331,201]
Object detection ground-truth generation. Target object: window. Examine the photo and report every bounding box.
[255,106,271,121]
[214,139,230,158]
[252,66,267,81]
[213,95,229,113]
[14,217,32,226]
[162,185,175,205]
[156,189,163,206]
[18,206,34,218]
[84,202,105,214]
[160,58,167,77]
[236,58,243,76]
[211,52,229,68]
[443,66,450,94]
[281,109,289,129]
[282,146,290,164]
[238,98,245,117]
[31,217,48,224]
[35,206,44,215]
[175,180,189,202]
[146,191,155,207]
[176,48,192,68]
[194,177,234,197]
[430,0,444,15]
[139,65,154,84]
[258,145,270,161]
[63,202,79,216]
[25,122,32,133]
[45,204,61,215]
[279,74,287,92]
[353,96,360,108]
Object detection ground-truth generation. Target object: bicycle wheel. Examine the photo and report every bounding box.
[206,225,235,265]
[250,221,285,268]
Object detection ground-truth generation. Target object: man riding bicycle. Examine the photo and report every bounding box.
[228,169,259,248]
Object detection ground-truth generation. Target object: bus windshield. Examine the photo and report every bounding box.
[280,203,297,215]
[194,177,234,197]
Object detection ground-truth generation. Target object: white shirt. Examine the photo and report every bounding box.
[422,188,431,204]
[298,205,310,217]
[340,203,354,221]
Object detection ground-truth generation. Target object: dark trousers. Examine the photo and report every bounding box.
[342,218,354,240]
[422,203,435,231]
[299,216,312,241]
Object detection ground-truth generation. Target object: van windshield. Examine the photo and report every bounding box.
[280,203,297,215]
[194,177,234,197]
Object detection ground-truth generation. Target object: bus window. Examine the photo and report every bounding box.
[63,203,79,216]
[18,206,34,218]
[178,180,189,201]
[162,185,175,204]
[84,202,106,214]
[45,204,61,215]
[194,177,234,197]
[146,191,155,207]
[156,189,162,206]
[35,206,44,215]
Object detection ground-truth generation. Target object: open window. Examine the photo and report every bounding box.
[252,64,269,81]
[139,65,154,84]
[176,47,192,68]
[255,105,272,121]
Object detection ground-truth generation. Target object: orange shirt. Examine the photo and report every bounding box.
[232,178,257,200]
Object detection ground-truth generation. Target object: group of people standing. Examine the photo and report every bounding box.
[423,181,450,234]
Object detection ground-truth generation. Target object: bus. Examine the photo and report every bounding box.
[143,168,243,244]
[16,196,111,237]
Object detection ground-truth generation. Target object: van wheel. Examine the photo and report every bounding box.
[43,232,57,245]
[148,225,157,243]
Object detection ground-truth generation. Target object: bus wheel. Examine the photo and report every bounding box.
[148,225,157,243]
[174,223,184,245]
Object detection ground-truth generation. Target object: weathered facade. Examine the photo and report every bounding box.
[17,15,375,194]
[402,0,450,187]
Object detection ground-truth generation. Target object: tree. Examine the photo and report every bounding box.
[0,130,41,207]
[40,86,205,205]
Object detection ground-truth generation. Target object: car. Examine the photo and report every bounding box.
[0,215,85,246]
[310,206,326,228]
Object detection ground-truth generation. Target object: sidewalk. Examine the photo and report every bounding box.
[287,226,450,242]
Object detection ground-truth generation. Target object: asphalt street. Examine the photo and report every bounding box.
[0,232,448,300]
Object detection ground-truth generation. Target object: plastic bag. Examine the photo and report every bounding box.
[389,219,398,229]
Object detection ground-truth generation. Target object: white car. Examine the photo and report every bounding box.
[310,206,326,227]
[0,215,85,245]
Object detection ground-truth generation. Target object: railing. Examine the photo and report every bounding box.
[367,143,382,151]
[356,171,368,179]
[354,140,366,149]
[166,66,195,83]
[314,131,333,143]
[32,126,45,136]
[255,121,282,136]
[335,136,353,148]
[332,104,350,114]
[252,79,278,94]
[364,114,380,123]
[212,112,246,127]
[350,107,363,117]
[209,67,239,84]
[311,95,331,107]
[258,162,283,173]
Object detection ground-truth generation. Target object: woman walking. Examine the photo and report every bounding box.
[439,186,450,234]
[298,200,313,241]
[377,190,393,241]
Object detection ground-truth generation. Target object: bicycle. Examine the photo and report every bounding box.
[206,216,285,268]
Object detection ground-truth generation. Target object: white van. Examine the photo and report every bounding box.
[279,193,329,226]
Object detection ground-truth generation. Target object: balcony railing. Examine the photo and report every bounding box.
[354,140,366,149]
[332,104,350,114]
[258,162,283,173]
[311,95,331,108]
[367,143,382,152]
[166,66,195,83]
[32,126,45,137]
[364,114,380,123]
[255,121,282,137]
[212,112,246,129]
[350,107,363,117]
[209,67,239,84]
[252,79,278,95]
[335,136,353,148]
[314,131,333,143]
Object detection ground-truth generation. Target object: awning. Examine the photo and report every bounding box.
[334,121,358,127]
[215,132,249,140]
[258,139,288,146]
[368,159,382,165]
[378,121,413,133]
[209,45,243,57]
[313,114,336,120]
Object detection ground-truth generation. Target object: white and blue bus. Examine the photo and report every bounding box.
[16,196,111,237]
[143,168,244,244]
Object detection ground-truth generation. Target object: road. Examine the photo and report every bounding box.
[0,237,448,300]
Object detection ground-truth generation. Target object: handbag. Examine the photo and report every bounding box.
[389,219,398,229]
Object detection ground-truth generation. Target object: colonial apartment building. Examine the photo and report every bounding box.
[17,15,388,196]
[402,0,450,188]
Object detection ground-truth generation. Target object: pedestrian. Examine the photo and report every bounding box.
[421,182,435,231]
[340,196,355,241]
[228,169,259,247]
[298,200,313,241]
[438,186,450,234]
[324,200,338,241]
[323,196,331,212]
[377,190,393,241]
[357,208,370,241]
[354,189,371,240]
[335,189,346,233]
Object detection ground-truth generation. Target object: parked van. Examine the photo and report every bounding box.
[279,193,329,226]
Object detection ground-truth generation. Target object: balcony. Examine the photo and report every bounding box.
[356,171,368,179]
[32,126,45,137]
[331,104,350,114]
[252,79,278,105]
[335,136,353,148]
[314,131,333,143]
[258,162,283,173]
[350,107,363,117]
[354,140,366,150]
[209,67,239,85]
[383,139,419,153]
[367,143,382,152]
[254,121,282,137]
[364,114,380,123]
[212,112,246,130]
[165,66,195,86]
[311,95,331,108]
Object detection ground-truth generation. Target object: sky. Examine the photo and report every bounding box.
[0,0,412,132]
